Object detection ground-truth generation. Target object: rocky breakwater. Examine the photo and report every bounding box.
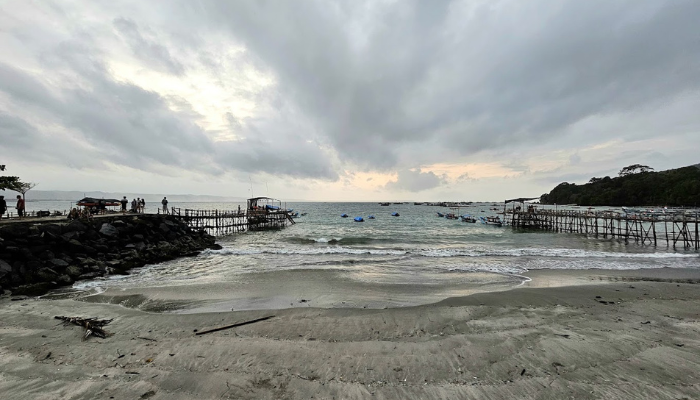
[0,214,220,296]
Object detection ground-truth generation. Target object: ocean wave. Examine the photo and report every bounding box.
[418,247,699,259]
[201,246,697,259]
[283,236,399,245]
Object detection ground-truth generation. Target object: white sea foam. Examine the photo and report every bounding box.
[202,246,697,259]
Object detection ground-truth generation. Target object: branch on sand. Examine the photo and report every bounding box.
[195,316,274,336]
[55,316,113,340]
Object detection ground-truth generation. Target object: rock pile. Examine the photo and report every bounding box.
[0,215,220,296]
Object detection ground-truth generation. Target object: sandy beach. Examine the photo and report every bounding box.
[1,268,699,400]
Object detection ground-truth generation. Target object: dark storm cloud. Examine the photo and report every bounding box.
[183,0,700,169]
[1,0,699,187]
[385,169,445,192]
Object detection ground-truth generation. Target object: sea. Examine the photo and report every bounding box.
[22,201,700,311]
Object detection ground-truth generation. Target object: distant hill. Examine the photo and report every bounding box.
[540,165,700,207]
[19,190,246,203]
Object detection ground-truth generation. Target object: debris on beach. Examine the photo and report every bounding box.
[54,316,113,340]
[195,315,274,336]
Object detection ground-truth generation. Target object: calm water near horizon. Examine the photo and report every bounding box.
[23,200,700,310]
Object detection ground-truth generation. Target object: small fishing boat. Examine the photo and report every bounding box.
[367,215,375,219]
[341,213,349,218]
[461,215,477,223]
[436,212,445,217]
[379,202,390,206]
[300,212,308,216]
[391,212,400,217]
[479,216,502,226]
[354,216,364,222]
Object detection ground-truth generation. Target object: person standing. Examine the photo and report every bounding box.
[161,197,168,214]
[121,196,128,213]
[131,198,137,213]
[140,198,146,213]
[16,195,25,218]
[0,195,6,218]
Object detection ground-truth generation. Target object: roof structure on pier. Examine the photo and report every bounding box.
[504,197,539,204]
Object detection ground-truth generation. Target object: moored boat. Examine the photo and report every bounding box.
[479,216,503,226]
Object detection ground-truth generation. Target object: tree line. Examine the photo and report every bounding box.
[540,164,700,207]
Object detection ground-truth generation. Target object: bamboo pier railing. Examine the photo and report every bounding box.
[170,208,294,236]
[505,209,700,250]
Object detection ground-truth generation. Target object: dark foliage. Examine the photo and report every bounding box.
[540,165,700,206]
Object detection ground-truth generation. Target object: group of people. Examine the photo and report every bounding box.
[0,195,25,219]
[118,196,169,214]
[121,196,146,213]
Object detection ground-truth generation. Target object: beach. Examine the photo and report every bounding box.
[1,267,699,400]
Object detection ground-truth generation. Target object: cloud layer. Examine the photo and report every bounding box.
[1,0,698,199]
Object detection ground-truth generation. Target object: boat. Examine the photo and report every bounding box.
[354,217,364,222]
[414,202,423,205]
[76,197,121,208]
[461,215,477,223]
[76,197,121,213]
[300,212,308,216]
[391,212,400,217]
[341,213,349,218]
[479,216,503,226]
[436,212,445,217]
[379,202,390,206]
[445,213,458,220]
[367,215,375,219]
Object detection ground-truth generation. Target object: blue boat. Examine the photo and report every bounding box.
[479,216,502,226]
[367,215,375,219]
[354,217,364,222]
[461,214,476,223]
[391,212,400,217]
[341,213,349,218]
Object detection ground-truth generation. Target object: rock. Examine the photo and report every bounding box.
[57,274,73,284]
[159,223,170,233]
[99,223,119,237]
[64,220,88,233]
[50,259,69,268]
[38,250,56,261]
[0,259,12,274]
[77,272,102,280]
[12,282,54,296]
[36,267,59,281]
[65,265,83,278]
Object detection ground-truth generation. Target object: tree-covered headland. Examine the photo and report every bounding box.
[540,164,700,207]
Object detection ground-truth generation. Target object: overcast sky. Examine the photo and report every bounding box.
[1,0,698,201]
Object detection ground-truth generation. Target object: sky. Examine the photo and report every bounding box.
[1,0,699,202]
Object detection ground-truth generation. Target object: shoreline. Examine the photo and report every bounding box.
[1,267,699,399]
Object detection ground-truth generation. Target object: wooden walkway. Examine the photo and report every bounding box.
[506,209,700,249]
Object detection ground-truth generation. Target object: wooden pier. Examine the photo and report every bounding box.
[505,209,700,250]
[170,207,295,236]
[170,197,295,236]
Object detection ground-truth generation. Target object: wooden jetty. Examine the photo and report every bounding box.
[171,197,295,236]
[504,206,700,250]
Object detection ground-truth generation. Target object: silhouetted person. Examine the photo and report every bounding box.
[121,196,128,213]
[0,195,6,218]
[161,197,168,214]
[16,195,25,218]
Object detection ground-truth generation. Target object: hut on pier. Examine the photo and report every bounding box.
[246,197,295,231]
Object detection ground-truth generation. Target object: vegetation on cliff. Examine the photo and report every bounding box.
[540,164,700,206]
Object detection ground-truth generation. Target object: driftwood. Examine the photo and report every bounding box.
[195,316,274,336]
[55,316,113,340]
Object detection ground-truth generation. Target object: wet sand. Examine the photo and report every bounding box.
[1,268,699,399]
